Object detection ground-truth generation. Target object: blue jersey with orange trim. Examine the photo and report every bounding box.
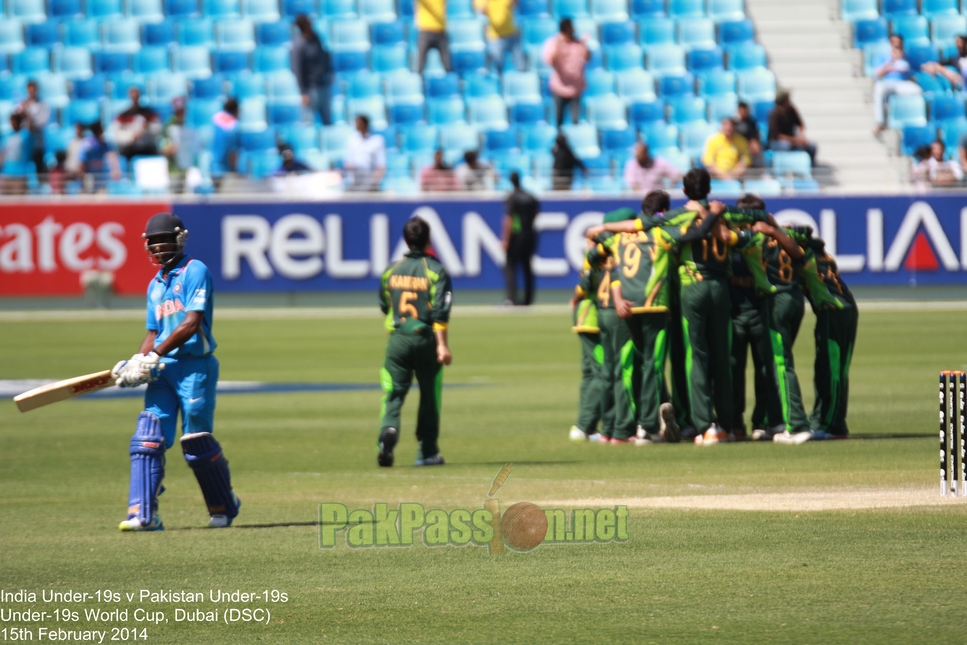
[145,256,216,357]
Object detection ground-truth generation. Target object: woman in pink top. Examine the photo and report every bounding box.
[543,18,590,126]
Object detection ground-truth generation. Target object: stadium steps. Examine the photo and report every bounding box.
[745,0,907,193]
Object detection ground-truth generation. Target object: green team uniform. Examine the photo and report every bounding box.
[572,259,606,434]
[590,233,620,439]
[378,249,453,460]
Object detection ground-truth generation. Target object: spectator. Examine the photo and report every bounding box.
[502,171,540,305]
[420,148,458,191]
[416,0,451,73]
[475,0,525,74]
[543,18,590,126]
[160,97,191,182]
[734,101,765,168]
[80,121,121,192]
[921,35,967,87]
[344,115,386,191]
[113,86,162,160]
[872,34,922,137]
[211,98,241,184]
[0,113,32,195]
[48,151,68,195]
[292,15,335,126]
[14,79,50,179]
[702,118,751,181]
[552,133,585,190]
[455,150,496,190]
[65,123,87,179]
[273,144,313,175]
[622,142,682,192]
[912,140,963,187]
[768,90,817,166]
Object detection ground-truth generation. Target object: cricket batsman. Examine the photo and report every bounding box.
[112,213,240,531]
[376,217,453,467]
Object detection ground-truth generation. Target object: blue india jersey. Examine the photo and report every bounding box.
[145,256,216,357]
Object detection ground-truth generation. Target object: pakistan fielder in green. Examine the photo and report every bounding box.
[376,217,453,467]
[568,250,606,441]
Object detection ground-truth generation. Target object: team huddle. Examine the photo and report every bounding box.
[569,169,858,446]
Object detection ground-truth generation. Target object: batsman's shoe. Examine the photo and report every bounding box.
[209,494,241,528]
[377,427,398,468]
[414,454,445,466]
[658,403,681,443]
[752,424,786,442]
[569,426,591,441]
[118,514,164,532]
[773,430,812,445]
[698,425,730,446]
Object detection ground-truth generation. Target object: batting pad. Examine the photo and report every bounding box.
[128,412,166,526]
[180,432,239,518]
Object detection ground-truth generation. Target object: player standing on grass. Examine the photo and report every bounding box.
[568,241,606,442]
[376,217,453,467]
[112,212,240,531]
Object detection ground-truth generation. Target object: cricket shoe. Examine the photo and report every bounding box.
[610,437,636,444]
[658,403,681,443]
[697,424,730,446]
[773,430,812,445]
[752,424,786,442]
[377,427,398,467]
[587,433,604,442]
[730,427,748,442]
[209,494,241,528]
[118,514,164,532]
[680,425,699,442]
[414,454,445,466]
[635,427,665,446]
[569,426,592,441]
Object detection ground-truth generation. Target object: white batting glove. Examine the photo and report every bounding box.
[115,354,144,387]
[111,360,129,380]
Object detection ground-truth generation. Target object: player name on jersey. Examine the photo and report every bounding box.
[388,275,430,291]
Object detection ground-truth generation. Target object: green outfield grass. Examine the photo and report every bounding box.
[1,306,966,644]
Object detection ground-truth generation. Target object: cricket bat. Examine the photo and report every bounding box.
[14,370,116,412]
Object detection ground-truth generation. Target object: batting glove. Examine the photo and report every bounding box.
[115,354,144,388]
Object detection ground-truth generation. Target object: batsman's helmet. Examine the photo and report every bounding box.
[143,212,188,267]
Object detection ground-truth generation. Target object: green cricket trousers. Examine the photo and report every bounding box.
[379,331,442,460]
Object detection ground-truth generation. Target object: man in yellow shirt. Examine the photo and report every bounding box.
[702,118,751,180]
[416,0,451,73]
[475,0,525,74]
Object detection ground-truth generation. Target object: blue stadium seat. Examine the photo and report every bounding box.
[64,98,101,124]
[562,122,600,157]
[173,45,213,78]
[371,20,403,44]
[334,50,366,71]
[502,70,541,105]
[930,95,965,124]
[591,0,628,22]
[134,45,168,72]
[257,21,291,46]
[329,18,369,51]
[347,95,386,127]
[841,0,878,22]
[521,121,556,152]
[186,96,221,125]
[268,102,301,124]
[446,0,473,19]
[853,18,888,48]
[282,0,315,16]
[940,117,967,150]
[428,96,465,123]
[914,69,951,95]
[148,70,187,103]
[0,20,26,56]
[892,15,930,47]
[63,19,98,50]
[214,50,250,73]
[727,42,766,70]
[615,68,656,102]
[54,46,93,79]
[552,0,587,19]
[401,123,437,152]
[630,0,664,19]
[601,126,636,154]
[736,68,774,102]
[741,177,782,196]
[668,0,703,19]
[276,123,318,153]
[72,76,104,98]
[190,75,223,98]
[127,0,164,22]
[26,23,58,48]
[630,100,665,127]
[709,178,742,194]
[719,19,755,46]
[13,47,49,74]
[253,45,288,72]
[882,0,917,20]
[385,71,423,105]
[243,0,280,22]
[887,93,927,129]
[680,120,715,159]
[906,44,939,69]
[667,95,705,123]
[370,44,405,72]
[389,102,423,124]
[358,0,394,21]
[231,71,264,97]
[772,150,811,178]
[901,124,938,155]
[923,0,959,18]
[453,50,486,75]
[639,17,675,46]
[215,18,256,51]
[265,69,301,101]
[932,15,967,46]
[465,72,499,97]
[646,43,686,76]
[707,0,744,23]
[165,0,200,17]
[88,0,122,19]
[518,0,548,17]
[241,126,276,150]
[509,101,544,124]
[584,68,614,96]
[644,122,677,151]
[50,0,83,20]
[677,18,716,51]
[707,92,737,121]
[863,40,892,76]
[205,0,241,17]
[238,95,267,129]
[101,19,141,53]
[468,94,508,128]
[439,122,479,157]
[697,69,734,95]
[34,71,68,108]
[143,20,176,45]
[483,128,519,154]
[522,18,557,49]
[687,47,723,72]
[8,0,46,23]
[587,94,628,129]
[426,73,459,98]
[447,19,485,53]
[601,21,635,45]
[323,0,355,18]
[657,73,693,97]
[605,44,643,71]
